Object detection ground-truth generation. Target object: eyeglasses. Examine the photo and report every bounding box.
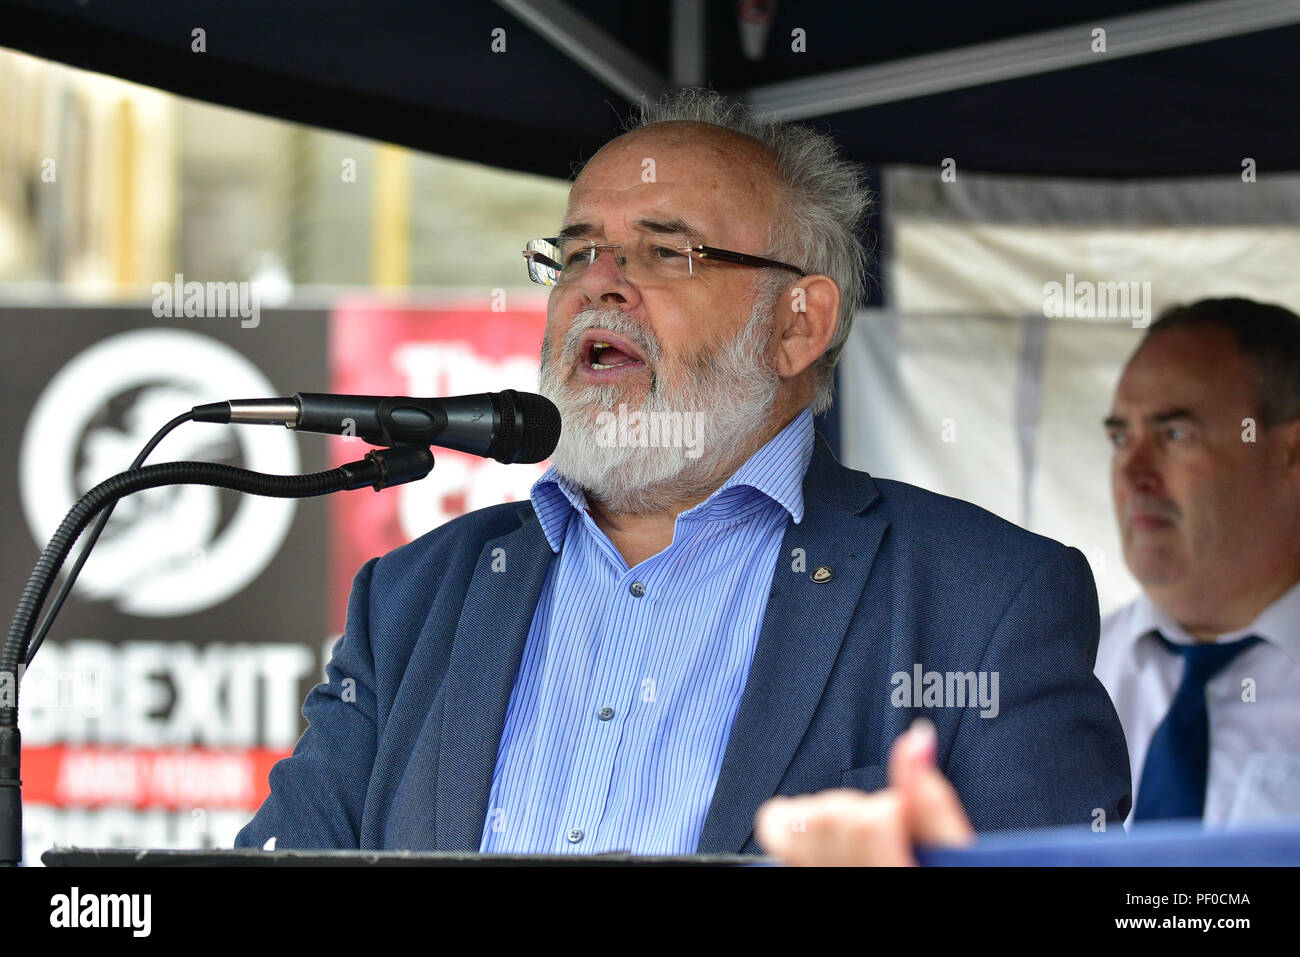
[523,236,806,287]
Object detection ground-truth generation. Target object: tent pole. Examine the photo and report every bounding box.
[493,0,666,100]
[671,0,705,89]
[746,0,1300,119]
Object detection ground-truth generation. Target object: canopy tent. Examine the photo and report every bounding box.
[4,0,1297,599]
[1,0,1298,180]
[10,1,1300,869]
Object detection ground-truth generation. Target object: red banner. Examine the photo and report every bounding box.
[328,297,550,632]
[23,745,288,810]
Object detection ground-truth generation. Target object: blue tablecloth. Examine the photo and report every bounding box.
[917,817,1300,866]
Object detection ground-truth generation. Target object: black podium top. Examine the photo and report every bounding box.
[42,847,768,867]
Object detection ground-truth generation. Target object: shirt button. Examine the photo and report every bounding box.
[598,706,615,721]
[567,828,584,844]
[629,581,646,597]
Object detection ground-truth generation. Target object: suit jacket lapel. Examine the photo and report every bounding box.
[433,505,555,851]
[697,436,887,853]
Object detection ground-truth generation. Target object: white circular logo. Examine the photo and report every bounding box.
[20,328,300,617]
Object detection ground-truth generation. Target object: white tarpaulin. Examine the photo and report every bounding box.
[841,167,1300,614]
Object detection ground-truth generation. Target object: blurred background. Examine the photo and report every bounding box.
[3,0,1300,862]
[0,45,568,862]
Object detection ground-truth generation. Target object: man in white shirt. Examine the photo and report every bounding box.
[756,296,1300,862]
[1096,297,1300,827]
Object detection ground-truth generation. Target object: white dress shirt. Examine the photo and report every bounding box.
[1097,580,1300,828]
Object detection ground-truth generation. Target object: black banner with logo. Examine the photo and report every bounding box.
[1,307,330,862]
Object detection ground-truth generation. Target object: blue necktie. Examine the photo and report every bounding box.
[1132,632,1262,822]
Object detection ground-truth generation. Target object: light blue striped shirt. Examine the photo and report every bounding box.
[479,407,815,854]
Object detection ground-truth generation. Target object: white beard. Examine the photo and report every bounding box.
[538,292,782,514]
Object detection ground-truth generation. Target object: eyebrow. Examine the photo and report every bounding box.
[1102,408,1203,429]
[557,222,596,240]
[557,217,703,243]
[634,217,702,240]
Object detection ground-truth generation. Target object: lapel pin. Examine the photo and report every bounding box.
[811,565,833,584]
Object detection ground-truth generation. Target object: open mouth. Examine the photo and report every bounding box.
[579,330,648,378]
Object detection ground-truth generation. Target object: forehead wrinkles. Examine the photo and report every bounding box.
[568,130,780,236]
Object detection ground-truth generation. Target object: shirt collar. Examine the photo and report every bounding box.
[1121,579,1300,665]
[529,407,816,553]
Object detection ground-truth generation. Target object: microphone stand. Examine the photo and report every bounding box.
[0,444,435,866]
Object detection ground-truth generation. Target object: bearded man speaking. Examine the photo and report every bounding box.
[236,91,1130,856]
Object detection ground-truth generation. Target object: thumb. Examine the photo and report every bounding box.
[889,718,976,847]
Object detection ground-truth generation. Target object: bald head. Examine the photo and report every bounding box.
[577,122,785,248]
[605,90,871,416]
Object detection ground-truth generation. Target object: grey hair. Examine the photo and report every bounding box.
[612,89,873,416]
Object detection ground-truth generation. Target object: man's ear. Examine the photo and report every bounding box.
[1282,418,1300,481]
[772,274,840,379]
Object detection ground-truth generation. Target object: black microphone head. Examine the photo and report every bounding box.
[497,390,561,464]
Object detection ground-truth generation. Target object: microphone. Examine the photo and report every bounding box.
[192,390,561,464]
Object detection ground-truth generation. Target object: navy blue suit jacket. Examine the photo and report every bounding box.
[236,435,1130,853]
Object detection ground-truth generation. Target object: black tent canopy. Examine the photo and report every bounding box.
[1,0,1298,178]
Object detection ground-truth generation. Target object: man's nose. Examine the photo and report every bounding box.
[1118,431,1162,493]
[578,248,641,309]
